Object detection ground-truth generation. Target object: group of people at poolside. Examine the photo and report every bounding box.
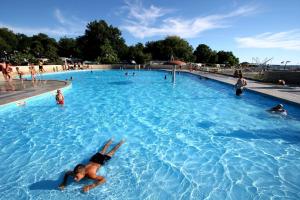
[0,60,47,91]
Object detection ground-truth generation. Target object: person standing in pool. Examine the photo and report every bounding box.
[55,90,64,105]
[59,139,125,192]
[235,74,247,96]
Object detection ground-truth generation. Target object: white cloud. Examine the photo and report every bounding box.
[0,9,86,38]
[0,22,69,36]
[124,0,173,25]
[120,0,256,39]
[236,30,300,50]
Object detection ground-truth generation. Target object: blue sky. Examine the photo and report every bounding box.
[0,0,299,64]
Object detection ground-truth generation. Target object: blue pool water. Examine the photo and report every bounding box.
[0,70,300,200]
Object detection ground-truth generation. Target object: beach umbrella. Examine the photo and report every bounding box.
[167,60,186,66]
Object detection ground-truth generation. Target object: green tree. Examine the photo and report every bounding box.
[30,33,59,62]
[217,51,239,66]
[78,20,126,61]
[127,43,151,64]
[0,28,18,53]
[16,34,31,53]
[145,36,194,62]
[97,40,119,64]
[208,50,218,64]
[58,37,78,58]
[194,44,213,63]
[10,51,36,65]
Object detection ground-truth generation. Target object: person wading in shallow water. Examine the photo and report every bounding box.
[55,90,64,105]
[59,139,125,192]
[235,74,247,96]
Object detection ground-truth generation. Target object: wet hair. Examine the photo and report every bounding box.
[73,164,85,174]
[277,104,283,109]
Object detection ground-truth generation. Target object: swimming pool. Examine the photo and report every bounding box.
[0,70,300,199]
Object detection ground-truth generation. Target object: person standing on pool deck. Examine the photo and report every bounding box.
[59,139,125,192]
[29,64,37,83]
[16,67,24,80]
[235,74,247,96]
[55,90,64,105]
[38,60,45,73]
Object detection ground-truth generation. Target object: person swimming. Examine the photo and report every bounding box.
[55,90,64,105]
[164,75,167,80]
[268,104,287,116]
[59,139,125,192]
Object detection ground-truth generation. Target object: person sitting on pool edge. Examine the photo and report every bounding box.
[268,104,287,115]
[55,90,64,105]
[58,139,125,192]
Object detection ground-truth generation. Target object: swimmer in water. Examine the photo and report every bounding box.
[164,75,167,80]
[235,74,247,96]
[268,104,287,116]
[55,90,64,105]
[59,139,125,192]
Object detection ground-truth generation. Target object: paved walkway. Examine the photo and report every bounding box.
[0,80,70,106]
[185,70,300,105]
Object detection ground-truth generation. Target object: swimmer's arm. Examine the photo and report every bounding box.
[59,171,74,190]
[83,176,106,192]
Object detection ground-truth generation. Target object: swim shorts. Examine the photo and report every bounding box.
[236,88,243,96]
[90,153,111,165]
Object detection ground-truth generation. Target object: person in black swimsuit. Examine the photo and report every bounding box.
[59,138,125,192]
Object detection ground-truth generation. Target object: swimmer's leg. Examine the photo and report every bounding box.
[100,138,113,154]
[106,140,125,157]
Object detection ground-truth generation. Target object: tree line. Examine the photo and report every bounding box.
[0,20,239,66]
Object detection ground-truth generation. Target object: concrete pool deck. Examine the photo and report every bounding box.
[0,79,70,106]
[182,70,300,105]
